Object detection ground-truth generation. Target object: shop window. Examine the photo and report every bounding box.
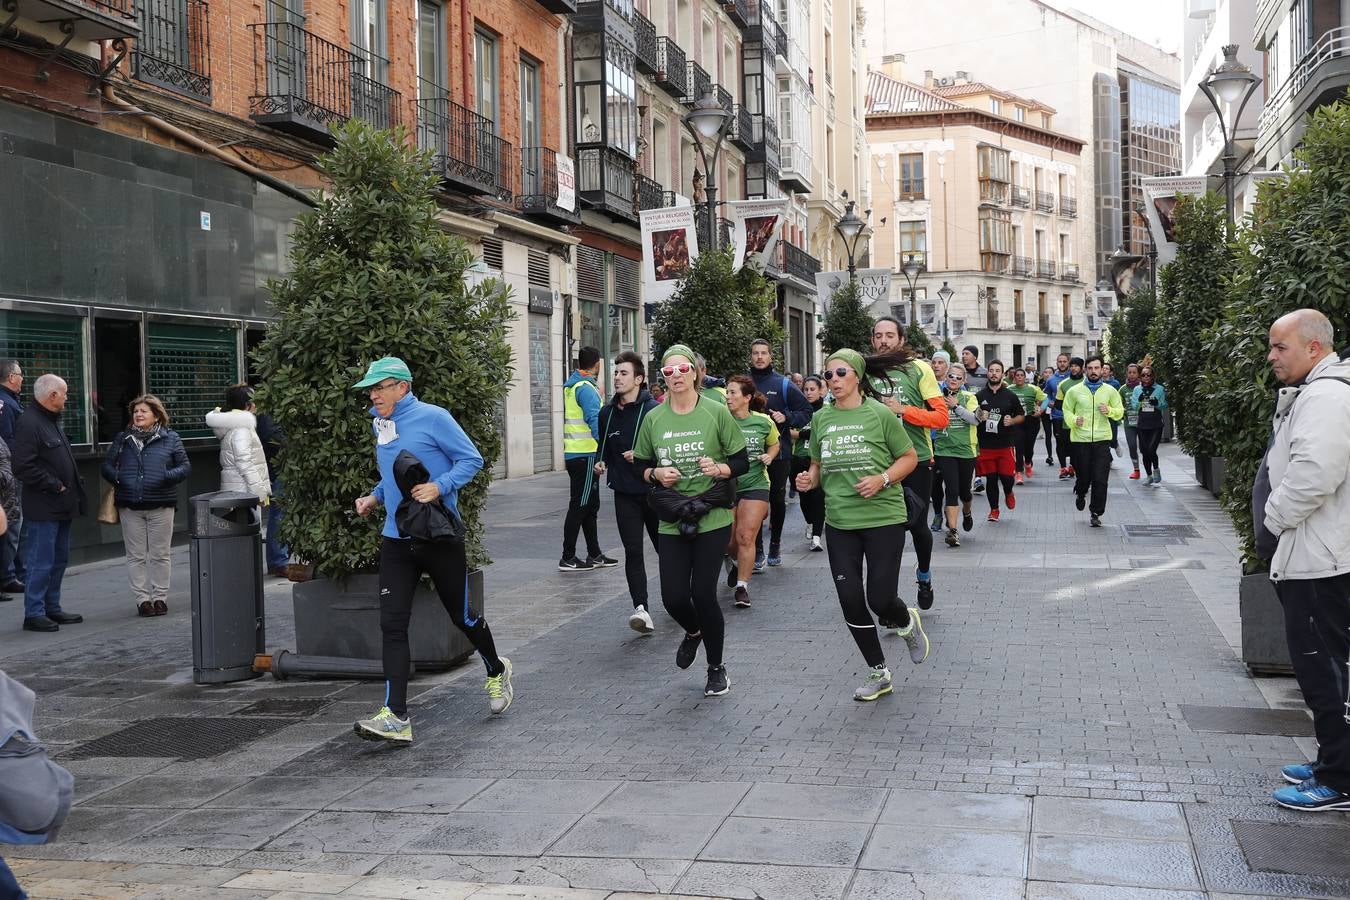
[245,326,267,385]
[94,317,144,444]
[147,322,240,440]
[0,310,89,444]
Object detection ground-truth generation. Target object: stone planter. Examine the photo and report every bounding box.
[1208,457,1226,499]
[1240,572,1292,676]
[1194,454,1210,490]
[292,570,483,671]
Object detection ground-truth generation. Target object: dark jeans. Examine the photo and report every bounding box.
[1073,441,1113,516]
[378,536,502,716]
[657,526,729,667]
[756,455,791,555]
[613,490,659,607]
[2,499,23,583]
[1138,427,1164,476]
[265,477,288,570]
[22,519,70,619]
[790,455,824,538]
[824,523,909,668]
[1275,573,1350,793]
[1053,418,1072,468]
[562,456,601,560]
[902,462,933,573]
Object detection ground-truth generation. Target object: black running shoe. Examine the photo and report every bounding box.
[1090,514,1102,527]
[704,665,730,697]
[962,511,974,532]
[1075,493,1086,511]
[916,573,934,611]
[558,556,594,572]
[733,586,751,608]
[587,553,619,568]
[676,632,701,669]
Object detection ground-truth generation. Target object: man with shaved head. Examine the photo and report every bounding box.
[1256,309,1350,811]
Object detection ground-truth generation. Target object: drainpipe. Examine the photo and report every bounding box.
[461,0,473,108]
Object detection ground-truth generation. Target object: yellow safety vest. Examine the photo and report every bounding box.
[563,379,600,454]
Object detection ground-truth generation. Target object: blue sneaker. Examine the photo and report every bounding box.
[1273,776,1350,811]
[1282,763,1315,785]
[753,551,766,573]
[766,549,782,567]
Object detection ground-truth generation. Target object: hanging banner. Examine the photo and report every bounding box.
[555,153,576,212]
[640,206,700,304]
[727,199,787,272]
[814,268,892,315]
[1140,175,1208,270]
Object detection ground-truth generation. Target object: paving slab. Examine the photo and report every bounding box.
[1032,796,1189,841]
[1030,834,1201,890]
[261,811,445,854]
[861,823,1028,878]
[699,816,871,867]
[673,861,854,900]
[881,789,1031,831]
[402,812,582,857]
[136,808,314,851]
[731,781,887,822]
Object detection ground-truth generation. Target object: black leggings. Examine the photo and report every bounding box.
[658,526,729,667]
[1015,421,1040,471]
[614,490,659,607]
[1124,425,1139,465]
[824,523,909,668]
[902,462,933,573]
[1042,415,1055,458]
[935,456,975,509]
[379,536,503,717]
[767,454,790,550]
[791,454,824,537]
[1138,427,1164,476]
[1053,419,1073,467]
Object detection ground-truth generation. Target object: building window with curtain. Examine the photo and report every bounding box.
[897,220,926,270]
[898,152,924,199]
[979,207,1012,273]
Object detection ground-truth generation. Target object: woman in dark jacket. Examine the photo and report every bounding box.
[101,395,190,617]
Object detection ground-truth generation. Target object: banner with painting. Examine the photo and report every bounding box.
[1139,175,1209,271]
[727,199,787,272]
[814,268,892,315]
[640,206,700,304]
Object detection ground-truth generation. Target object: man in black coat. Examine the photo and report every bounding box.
[748,339,812,567]
[0,359,26,598]
[11,374,85,632]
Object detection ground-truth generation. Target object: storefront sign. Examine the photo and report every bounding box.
[555,154,576,212]
[727,199,787,273]
[640,206,699,304]
[527,287,554,315]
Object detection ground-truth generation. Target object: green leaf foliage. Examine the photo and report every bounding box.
[815,278,873,356]
[650,246,784,378]
[942,338,959,361]
[1101,287,1155,370]
[252,120,515,577]
[904,323,936,360]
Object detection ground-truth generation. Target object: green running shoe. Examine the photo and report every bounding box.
[486,657,514,715]
[354,706,412,743]
[896,608,931,664]
[853,666,893,701]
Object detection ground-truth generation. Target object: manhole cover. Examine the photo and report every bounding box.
[1121,524,1202,539]
[1180,705,1314,736]
[66,716,292,760]
[235,697,332,717]
[1233,819,1350,879]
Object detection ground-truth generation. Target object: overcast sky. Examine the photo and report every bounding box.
[1065,0,1182,55]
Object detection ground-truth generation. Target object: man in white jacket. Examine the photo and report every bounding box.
[1260,309,1350,812]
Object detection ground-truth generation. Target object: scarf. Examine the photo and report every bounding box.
[128,424,161,452]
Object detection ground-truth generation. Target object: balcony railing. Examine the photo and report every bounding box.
[655,37,688,99]
[728,103,754,151]
[635,173,664,213]
[1010,256,1031,277]
[416,83,500,195]
[578,145,637,223]
[1039,313,1051,332]
[133,0,211,102]
[1014,312,1027,331]
[1035,259,1056,279]
[1034,190,1055,212]
[695,214,733,251]
[1010,185,1030,208]
[634,12,658,75]
[684,60,712,106]
[1060,263,1079,282]
[767,14,786,60]
[979,180,1008,205]
[714,84,733,111]
[517,146,579,224]
[1059,196,1077,217]
[9,0,139,41]
[986,306,999,330]
[781,242,820,283]
[1258,26,1350,136]
[250,22,402,141]
[747,113,779,167]
[722,0,749,28]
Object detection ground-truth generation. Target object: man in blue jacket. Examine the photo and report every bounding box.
[560,347,615,572]
[352,357,513,743]
[748,339,812,567]
[0,360,26,599]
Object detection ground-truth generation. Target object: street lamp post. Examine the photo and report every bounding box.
[682,89,732,251]
[1197,44,1262,237]
[833,190,871,286]
[936,281,955,342]
[898,253,923,327]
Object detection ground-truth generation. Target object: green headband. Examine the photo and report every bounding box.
[661,343,697,365]
[826,348,866,379]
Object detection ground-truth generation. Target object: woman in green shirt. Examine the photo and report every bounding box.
[634,345,749,698]
[931,367,980,547]
[723,375,780,609]
[794,348,930,703]
[790,376,826,552]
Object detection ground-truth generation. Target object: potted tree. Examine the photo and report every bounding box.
[816,278,873,355]
[253,120,514,668]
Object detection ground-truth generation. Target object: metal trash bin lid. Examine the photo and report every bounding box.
[189,491,261,538]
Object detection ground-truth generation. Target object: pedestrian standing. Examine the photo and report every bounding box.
[1122,363,1143,479]
[0,360,26,599]
[594,351,661,634]
[1256,309,1350,811]
[974,362,1026,522]
[559,346,616,572]
[12,374,85,633]
[1062,357,1123,526]
[101,395,190,618]
[206,385,271,502]
[795,348,927,702]
[255,408,290,577]
[748,339,812,568]
[723,375,779,608]
[352,357,514,743]
[790,376,826,551]
[932,367,978,546]
[634,344,749,698]
[1132,367,1169,485]
[1007,367,1046,482]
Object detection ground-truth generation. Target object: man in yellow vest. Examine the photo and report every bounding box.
[560,346,616,571]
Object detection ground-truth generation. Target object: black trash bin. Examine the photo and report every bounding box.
[189,492,265,684]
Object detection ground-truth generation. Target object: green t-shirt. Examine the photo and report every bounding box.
[810,397,915,530]
[932,390,978,459]
[1008,383,1046,417]
[733,410,779,493]
[634,394,747,535]
[868,360,941,462]
[701,386,727,405]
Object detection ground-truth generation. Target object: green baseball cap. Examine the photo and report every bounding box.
[352,356,414,389]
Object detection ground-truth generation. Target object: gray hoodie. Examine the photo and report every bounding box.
[0,670,74,842]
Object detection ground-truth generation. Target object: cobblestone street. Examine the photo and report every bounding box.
[2,443,1342,900]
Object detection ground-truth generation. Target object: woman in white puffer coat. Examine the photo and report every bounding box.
[205,384,271,500]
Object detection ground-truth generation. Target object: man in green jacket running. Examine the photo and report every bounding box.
[1062,356,1124,527]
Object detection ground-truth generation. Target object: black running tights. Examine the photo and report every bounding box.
[657,526,729,667]
[824,523,909,668]
[791,455,825,537]
[1042,415,1055,458]
[1138,427,1163,476]
[379,536,503,717]
[614,490,659,608]
[936,455,975,509]
[986,472,1016,510]
[902,462,933,573]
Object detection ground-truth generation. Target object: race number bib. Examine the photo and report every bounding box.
[985,415,1000,434]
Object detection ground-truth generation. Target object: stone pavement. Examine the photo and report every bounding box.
[1,442,1344,900]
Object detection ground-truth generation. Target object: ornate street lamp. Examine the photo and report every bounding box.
[936,281,955,341]
[833,190,871,285]
[1197,44,1261,236]
[682,89,732,251]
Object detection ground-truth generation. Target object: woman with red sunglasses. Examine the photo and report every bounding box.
[633,344,749,698]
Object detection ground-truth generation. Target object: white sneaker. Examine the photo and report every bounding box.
[628,605,654,634]
[810,535,823,552]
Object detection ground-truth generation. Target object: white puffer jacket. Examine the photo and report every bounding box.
[205,408,271,500]
[1264,352,1350,582]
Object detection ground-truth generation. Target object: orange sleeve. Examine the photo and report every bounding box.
[902,396,950,429]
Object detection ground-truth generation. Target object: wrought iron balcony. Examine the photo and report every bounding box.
[1010,185,1030,208]
[714,84,734,111]
[249,23,402,142]
[635,173,665,213]
[1039,313,1051,332]
[634,12,658,75]
[1034,190,1055,212]
[517,147,579,225]
[721,0,749,29]
[1035,259,1056,279]
[1010,256,1032,277]
[416,84,501,196]
[8,0,138,42]
[745,113,779,167]
[655,37,688,99]
[781,242,820,283]
[133,0,210,102]
[578,144,637,223]
[728,104,754,151]
[684,61,711,106]
[1060,263,1079,282]
[979,180,1008,205]
[1059,196,1077,218]
[1014,312,1027,331]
